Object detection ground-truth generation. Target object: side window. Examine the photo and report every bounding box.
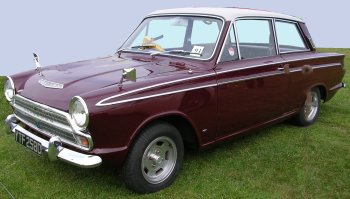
[236,19,277,59]
[219,25,239,62]
[275,21,308,53]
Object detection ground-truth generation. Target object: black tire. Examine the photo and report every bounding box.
[291,87,321,126]
[121,122,184,193]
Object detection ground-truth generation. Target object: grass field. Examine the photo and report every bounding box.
[0,49,349,198]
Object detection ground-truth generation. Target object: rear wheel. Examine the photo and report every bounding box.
[122,122,184,193]
[292,87,321,126]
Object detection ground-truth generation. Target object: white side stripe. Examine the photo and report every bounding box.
[95,73,216,106]
[96,84,216,106]
[96,62,342,107]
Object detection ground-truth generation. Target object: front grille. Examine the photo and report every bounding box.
[13,95,77,144]
[15,96,70,125]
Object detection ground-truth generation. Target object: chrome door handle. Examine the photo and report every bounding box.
[277,64,290,74]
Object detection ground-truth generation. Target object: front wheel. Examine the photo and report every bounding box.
[122,122,184,193]
[292,87,321,126]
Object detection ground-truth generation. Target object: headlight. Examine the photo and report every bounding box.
[69,96,89,131]
[4,77,15,102]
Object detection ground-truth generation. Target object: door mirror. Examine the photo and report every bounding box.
[119,68,136,86]
[123,68,136,82]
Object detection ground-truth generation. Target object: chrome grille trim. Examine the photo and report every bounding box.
[14,104,72,132]
[12,95,93,151]
[15,96,69,125]
[14,109,76,142]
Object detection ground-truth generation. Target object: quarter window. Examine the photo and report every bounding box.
[275,21,308,53]
[219,25,238,62]
[236,19,277,59]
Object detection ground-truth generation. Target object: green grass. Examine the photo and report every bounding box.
[0,48,349,199]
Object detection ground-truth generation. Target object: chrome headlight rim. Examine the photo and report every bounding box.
[69,96,89,131]
[4,76,15,102]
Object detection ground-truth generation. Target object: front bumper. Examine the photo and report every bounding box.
[5,114,102,168]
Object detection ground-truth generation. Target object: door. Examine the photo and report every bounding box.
[274,20,313,111]
[215,18,290,137]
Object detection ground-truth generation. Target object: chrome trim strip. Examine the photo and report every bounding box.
[233,20,242,60]
[96,73,216,106]
[218,71,284,86]
[313,63,342,69]
[13,95,93,151]
[272,18,279,55]
[289,69,302,73]
[118,14,226,61]
[97,84,217,106]
[218,63,342,86]
[216,57,342,74]
[280,49,311,54]
[289,63,342,73]
[217,20,233,63]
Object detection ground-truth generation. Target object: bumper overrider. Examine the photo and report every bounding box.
[5,114,102,168]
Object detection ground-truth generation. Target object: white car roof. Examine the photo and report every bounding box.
[149,7,303,22]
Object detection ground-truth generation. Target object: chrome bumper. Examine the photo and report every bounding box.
[5,114,102,168]
[330,82,347,91]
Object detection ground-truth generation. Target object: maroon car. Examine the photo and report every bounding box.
[4,7,346,193]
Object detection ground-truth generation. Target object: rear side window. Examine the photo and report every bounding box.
[236,19,277,59]
[275,21,308,53]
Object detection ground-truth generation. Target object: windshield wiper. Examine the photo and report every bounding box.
[168,50,201,56]
[130,44,157,49]
[150,50,202,57]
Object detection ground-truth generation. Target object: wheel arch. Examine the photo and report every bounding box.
[308,83,328,102]
[128,112,200,151]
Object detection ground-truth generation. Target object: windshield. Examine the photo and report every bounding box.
[121,16,223,60]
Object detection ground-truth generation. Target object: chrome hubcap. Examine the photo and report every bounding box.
[141,136,177,184]
[304,91,319,121]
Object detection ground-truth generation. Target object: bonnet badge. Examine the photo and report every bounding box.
[38,79,64,89]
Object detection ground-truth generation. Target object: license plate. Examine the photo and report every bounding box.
[15,130,43,156]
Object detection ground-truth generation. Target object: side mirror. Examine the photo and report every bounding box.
[119,68,136,86]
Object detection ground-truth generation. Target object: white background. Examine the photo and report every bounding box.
[0,0,348,75]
